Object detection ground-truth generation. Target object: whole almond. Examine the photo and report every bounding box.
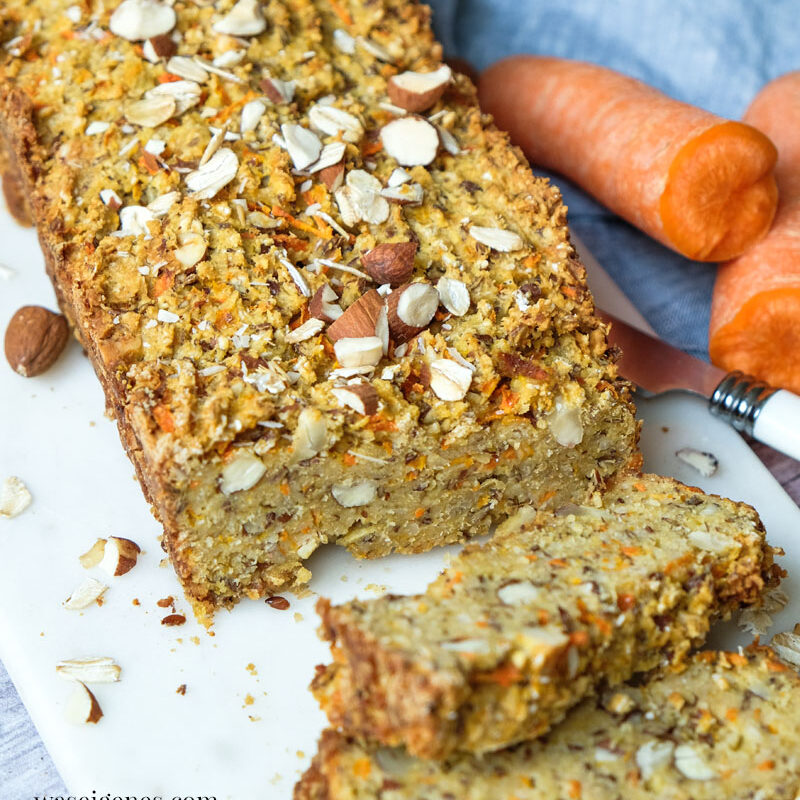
[5,306,69,377]
[309,285,343,322]
[387,64,452,113]
[362,241,417,286]
[386,282,439,343]
[327,290,385,343]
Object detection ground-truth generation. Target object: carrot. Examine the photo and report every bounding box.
[709,72,800,393]
[478,56,778,261]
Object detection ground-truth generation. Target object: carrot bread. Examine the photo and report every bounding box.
[297,648,800,800]
[311,474,781,759]
[0,0,638,618]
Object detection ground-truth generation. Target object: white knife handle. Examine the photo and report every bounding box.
[752,391,800,462]
[709,372,800,462]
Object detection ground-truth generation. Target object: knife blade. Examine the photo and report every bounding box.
[598,310,800,463]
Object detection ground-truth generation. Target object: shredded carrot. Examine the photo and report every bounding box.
[548,558,568,568]
[352,757,371,778]
[664,553,692,575]
[725,707,738,722]
[475,663,523,688]
[329,0,353,26]
[153,404,175,433]
[758,760,776,771]
[633,482,647,492]
[566,780,582,799]
[158,72,183,83]
[153,272,174,298]
[210,90,258,123]
[343,453,357,467]
[280,481,290,497]
[361,138,384,157]
[366,415,398,432]
[539,490,557,504]
[414,507,426,519]
[620,545,643,558]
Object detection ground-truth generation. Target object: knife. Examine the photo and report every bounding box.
[598,310,800,462]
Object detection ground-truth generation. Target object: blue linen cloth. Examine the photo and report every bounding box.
[2,2,798,796]
[431,0,799,360]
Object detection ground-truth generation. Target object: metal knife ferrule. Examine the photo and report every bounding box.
[709,371,777,437]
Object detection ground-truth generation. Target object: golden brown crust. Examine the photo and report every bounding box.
[311,474,779,758]
[296,648,800,800]
[0,0,637,618]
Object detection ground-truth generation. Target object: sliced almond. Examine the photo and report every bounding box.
[166,55,208,82]
[437,125,461,156]
[772,627,800,667]
[281,123,322,171]
[548,397,584,447]
[292,407,327,461]
[380,117,439,167]
[320,163,345,192]
[100,189,123,210]
[333,337,384,369]
[497,580,540,606]
[0,476,32,518]
[388,64,452,112]
[388,167,412,187]
[260,75,296,104]
[240,98,266,134]
[356,36,393,63]
[307,141,347,174]
[333,28,356,54]
[332,384,379,416]
[334,186,359,227]
[147,191,180,216]
[185,148,239,199]
[327,290,385,343]
[673,744,717,781]
[117,205,156,237]
[331,480,378,508]
[675,448,718,477]
[220,451,266,494]
[99,536,141,577]
[56,657,121,684]
[212,0,266,36]
[636,740,675,781]
[64,681,103,724]
[147,80,202,115]
[386,282,439,343]
[199,127,226,166]
[64,577,108,610]
[125,94,175,128]
[309,285,343,322]
[470,225,524,252]
[309,103,363,143]
[109,0,176,42]
[174,230,207,267]
[436,276,470,316]
[430,358,473,401]
[285,317,325,344]
[380,182,424,205]
[79,538,107,569]
[362,242,417,286]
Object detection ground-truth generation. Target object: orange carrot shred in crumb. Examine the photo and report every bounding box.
[475,663,523,687]
[352,758,371,778]
[758,760,776,771]
[329,0,353,26]
[567,780,582,799]
[153,404,175,433]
